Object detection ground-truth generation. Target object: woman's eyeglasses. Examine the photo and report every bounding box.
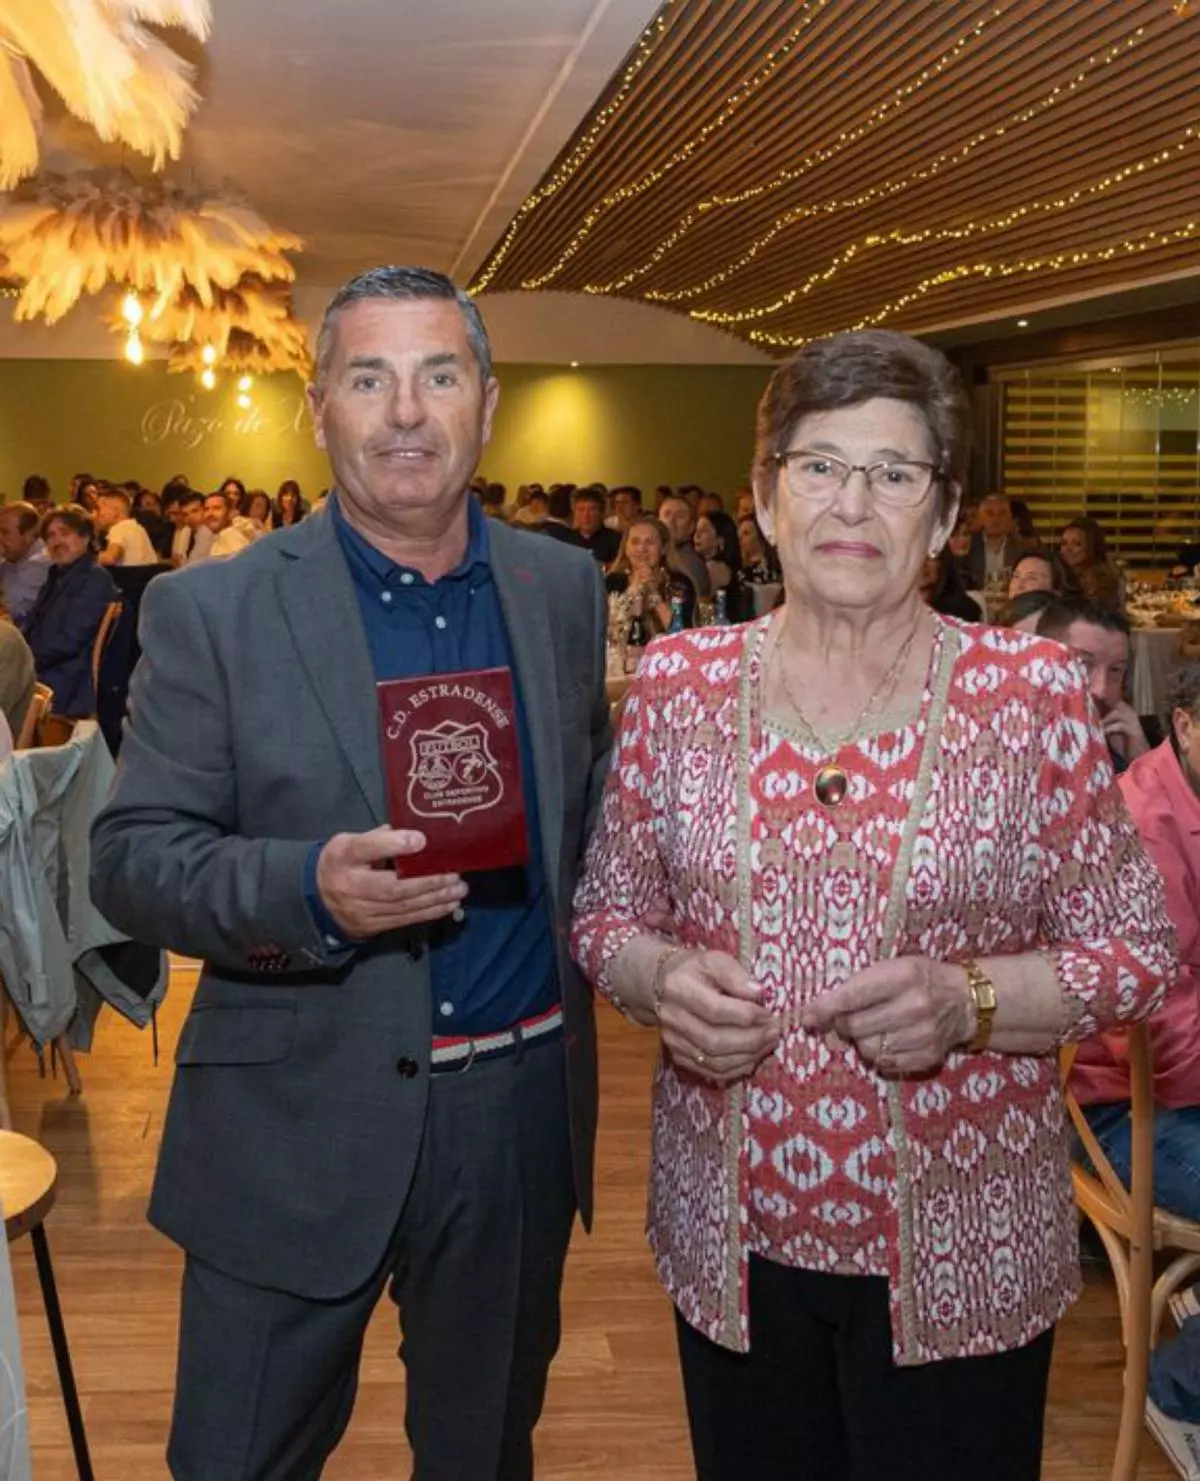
[769,450,943,508]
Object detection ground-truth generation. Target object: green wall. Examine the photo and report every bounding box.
[480,364,770,493]
[0,359,772,501]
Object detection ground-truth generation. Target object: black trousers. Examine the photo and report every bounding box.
[167,1035,576,1481]
[676,1255,1055,1481]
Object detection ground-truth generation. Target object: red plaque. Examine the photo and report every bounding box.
[377,667,528,876]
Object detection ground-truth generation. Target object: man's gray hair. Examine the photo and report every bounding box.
[313,266,494,387]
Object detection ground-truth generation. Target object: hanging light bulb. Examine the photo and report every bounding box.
[237,374,253,391]
[201,344,217,366]
[121,291,144,328]
[124,330,144,365]
[200,367,216,390]
[236,393,251,409]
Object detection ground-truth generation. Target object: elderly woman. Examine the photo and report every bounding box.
[572,330,1175,1481]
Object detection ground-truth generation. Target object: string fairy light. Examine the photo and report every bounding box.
[583,25,1152,300]
[682,126,1199,326]
[470,0,682,292]
[741,219,1200,349]
[510,1,836,291]
[510,3,1014,294]
[1117,383,1197,408]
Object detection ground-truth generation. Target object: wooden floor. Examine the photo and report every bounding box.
[4,958,1176,1478]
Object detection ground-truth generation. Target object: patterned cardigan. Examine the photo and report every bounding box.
[572,616,1175,1364]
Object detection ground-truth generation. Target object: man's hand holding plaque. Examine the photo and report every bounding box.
[315,827,468,941]
[377,667,529,877]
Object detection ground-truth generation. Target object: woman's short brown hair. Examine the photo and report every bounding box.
[40,503,95,544]
[753,330,972,503]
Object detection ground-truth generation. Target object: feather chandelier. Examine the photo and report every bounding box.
[0,169,303,323]
[131,278,313,377]
[168,327,311,378]
[0,0,212,189]
[0,167,310,377]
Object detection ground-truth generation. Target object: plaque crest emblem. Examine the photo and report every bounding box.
[377,666,527,874]
[407,720,504,824]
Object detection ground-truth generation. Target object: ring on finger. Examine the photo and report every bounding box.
[695,1049,708,1068]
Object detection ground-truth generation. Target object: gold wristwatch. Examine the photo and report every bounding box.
[963,960,997,1052]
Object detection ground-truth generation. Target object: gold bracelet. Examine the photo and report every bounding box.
[652,945,693,1020]
[964,960,998,1053]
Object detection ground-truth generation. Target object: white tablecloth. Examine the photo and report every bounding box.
[1131,628,1186,718]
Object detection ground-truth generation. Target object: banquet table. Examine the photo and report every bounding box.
[1131,627,1187,720]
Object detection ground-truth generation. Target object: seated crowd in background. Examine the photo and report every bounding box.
[479,479,782,665]
[0,471,1173,754]
[0,472,326,743]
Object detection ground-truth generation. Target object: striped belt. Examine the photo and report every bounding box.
[430,1004,563,1074]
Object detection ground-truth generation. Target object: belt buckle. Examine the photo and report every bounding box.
[451,1039,478,1075]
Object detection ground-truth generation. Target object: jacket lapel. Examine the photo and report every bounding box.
[490,523,564,898]
[275,518,386,824]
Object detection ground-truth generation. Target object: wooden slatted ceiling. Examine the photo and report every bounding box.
[472,0,1200,354]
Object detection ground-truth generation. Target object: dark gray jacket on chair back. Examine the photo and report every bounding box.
[90,509,611,1300]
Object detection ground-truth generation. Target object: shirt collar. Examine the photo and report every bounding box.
[330,490,491,588]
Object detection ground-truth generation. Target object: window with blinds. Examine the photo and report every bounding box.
[999,358,1200,571]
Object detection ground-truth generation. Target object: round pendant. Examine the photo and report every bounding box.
[814,763,849,808]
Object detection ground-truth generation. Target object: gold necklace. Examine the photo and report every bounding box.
[771,612,924,808]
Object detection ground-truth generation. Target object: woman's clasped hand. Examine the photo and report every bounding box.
[801,957,974,1077]
[653,949,779,1085]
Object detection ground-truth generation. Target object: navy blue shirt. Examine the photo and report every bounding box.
[307,495,558,1036]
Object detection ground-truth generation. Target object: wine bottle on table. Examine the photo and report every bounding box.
[624,604,647,674]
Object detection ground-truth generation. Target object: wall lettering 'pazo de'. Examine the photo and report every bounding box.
[139,393,312,449]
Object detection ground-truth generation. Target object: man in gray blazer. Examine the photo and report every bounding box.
[91,266,612,1480]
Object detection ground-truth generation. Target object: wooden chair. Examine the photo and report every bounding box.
[90,600,122,701]
[0,1130,93,1478]
[14,682,52,751]
[1062,1025,1200,1480]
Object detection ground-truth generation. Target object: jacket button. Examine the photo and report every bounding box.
[395,1057,419,1079]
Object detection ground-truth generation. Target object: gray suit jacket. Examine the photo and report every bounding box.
[90,509,611,1300]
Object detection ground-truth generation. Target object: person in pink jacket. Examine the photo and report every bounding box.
[1072,660,1200,1218]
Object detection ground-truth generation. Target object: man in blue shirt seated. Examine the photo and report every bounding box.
[91,265,612,1479]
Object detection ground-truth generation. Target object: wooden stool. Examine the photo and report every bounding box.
[0,1131,93,1479]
